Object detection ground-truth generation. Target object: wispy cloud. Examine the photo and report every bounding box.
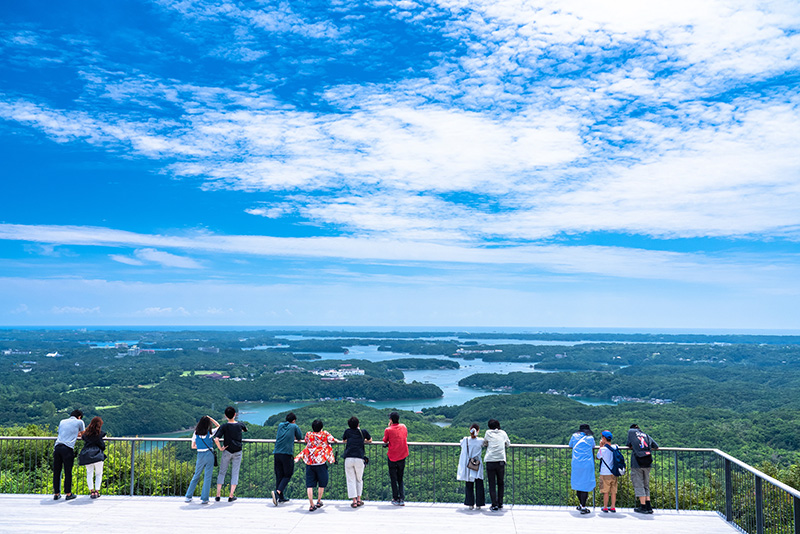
[0,223,798,287]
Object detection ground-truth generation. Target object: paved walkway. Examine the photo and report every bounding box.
[0,495,740,534]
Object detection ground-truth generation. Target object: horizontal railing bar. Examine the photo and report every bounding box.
[713,448,800,500]
[0,435,733,453]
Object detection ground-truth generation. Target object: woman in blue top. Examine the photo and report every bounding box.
[184,415,221,505]
[569,423,596,514]
[456,423,485,510]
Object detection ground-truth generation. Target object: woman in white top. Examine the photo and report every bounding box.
[482,418,510,511]
[457,423,485,509]
[184,415,221,505]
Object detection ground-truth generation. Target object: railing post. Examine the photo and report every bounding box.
[674,450,679,511]
[129,441,136,496]
[755,475,764,534]
[432,447,436,503]
[794,496,800,534]
[725,458,733,521]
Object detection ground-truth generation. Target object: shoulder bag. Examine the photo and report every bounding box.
[360,429,369,465]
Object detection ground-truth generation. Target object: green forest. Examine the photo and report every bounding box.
[3,328,800,494]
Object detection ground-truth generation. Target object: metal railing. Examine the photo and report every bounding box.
[1,436,798,533]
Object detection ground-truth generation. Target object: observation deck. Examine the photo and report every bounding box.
[0,494,738,534]
[1,437,797,534]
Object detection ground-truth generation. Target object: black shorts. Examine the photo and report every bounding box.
[305,464,329,488]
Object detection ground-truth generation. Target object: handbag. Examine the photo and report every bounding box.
[360,429,369,465]
[467,456,480,471]
[201,436,218,467]
[78,445,105,466]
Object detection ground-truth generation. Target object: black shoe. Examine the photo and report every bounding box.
[646,502,654,514]
[498,504,503,509]
[490,505,499,511]
[228,496,237,502]
[634,506,647,514]
[215,496,220,502]
[53,494,61,501]
[271,491,278,506]
[279,497,290,503]
[580,507,591,514]
[65,494,77,501]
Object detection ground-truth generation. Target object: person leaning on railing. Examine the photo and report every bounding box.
[78,416,107,500]
[272,412,303,506]
[53,409,85,501]
[482,418,510,511]
[383,411,409,506]
[627,424,659,515]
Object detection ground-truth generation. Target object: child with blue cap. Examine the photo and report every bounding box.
[596,430,619,512]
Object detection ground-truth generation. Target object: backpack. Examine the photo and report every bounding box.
[601,444,626,476]
[633,432,653,467]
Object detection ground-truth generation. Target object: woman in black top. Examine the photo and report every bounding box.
[79,416,107,499]
[342,416,371,507]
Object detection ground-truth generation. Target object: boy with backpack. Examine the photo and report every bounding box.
[626,424,659,514]
[596,430,624,512]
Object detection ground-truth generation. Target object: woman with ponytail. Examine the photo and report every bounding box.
[456,423,485,510]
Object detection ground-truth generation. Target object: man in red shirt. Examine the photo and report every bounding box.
[383,411,409,506]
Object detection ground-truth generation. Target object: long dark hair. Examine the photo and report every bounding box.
[195,416,212,436]
[84,416,103,437]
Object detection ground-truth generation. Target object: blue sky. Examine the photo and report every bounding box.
[0,0,799,329]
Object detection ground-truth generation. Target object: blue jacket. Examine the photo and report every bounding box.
[569,432,596,491]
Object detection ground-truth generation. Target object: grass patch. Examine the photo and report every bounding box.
[180,370,223,377]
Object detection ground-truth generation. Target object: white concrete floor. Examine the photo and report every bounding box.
[0,495,742,534]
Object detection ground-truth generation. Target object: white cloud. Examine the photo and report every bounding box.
[133,248,203,269]
[1,0,799,247]
[109,254,145,266]
[137,306,191,316]
[51,306,100,315]
[0,223,798,286]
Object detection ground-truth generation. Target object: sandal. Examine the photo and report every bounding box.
[357,500,364,506]
[315,501,323,508]
[351,502,358,508]
[309,505,316,512]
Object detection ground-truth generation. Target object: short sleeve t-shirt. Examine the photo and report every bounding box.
[342,428,371,459]
[55,417,86,449]
[213,421,248,453]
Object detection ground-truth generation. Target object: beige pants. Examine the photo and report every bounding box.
[344,457,365,499]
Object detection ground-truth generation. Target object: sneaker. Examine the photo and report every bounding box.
[580,507,591,514]
[228,497,237,502]
[576,505,582,511]
[634,506,647,514]
[646,502,654,514]
[399,500,405,506]
[602,507,608,513]
[271,491,278,506]
[609,507,616,513]
[391,499,400,506]
[201,501,210,505]
[215,497,220,502]
[498,504,503,509]
[53,494,61,501]
[490,505,499,511]
[279,497,290,503]
[185,498,192,503]
[65,494,77,501]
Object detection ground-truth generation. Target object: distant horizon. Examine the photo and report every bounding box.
[3,325,800,336]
